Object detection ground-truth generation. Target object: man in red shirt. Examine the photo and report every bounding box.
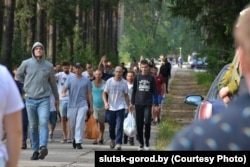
[151,66,166,125]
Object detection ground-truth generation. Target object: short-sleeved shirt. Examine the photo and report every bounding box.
[155,75,164,94]
[55,72,74,100]
[0,65,24,159]
[65,76,92,108]
[168,93,250,150]
[104,77,128,111]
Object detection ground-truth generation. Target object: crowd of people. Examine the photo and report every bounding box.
[2,5,250,166]
[8,41,172,162]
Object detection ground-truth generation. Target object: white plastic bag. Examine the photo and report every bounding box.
[123,112,136,137]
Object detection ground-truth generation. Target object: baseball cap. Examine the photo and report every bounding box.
[75,62,83,68]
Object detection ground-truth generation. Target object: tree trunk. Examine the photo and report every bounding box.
[66,36,73,64]
[1,0,15,69]
[0,0,4,53]
[94,0,100,57]
[36,0,46,45]
[48,20,56,65]
[25,0,36,53]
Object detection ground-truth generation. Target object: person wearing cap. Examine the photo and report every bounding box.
[62,62,93,149]
[16,42,59,160]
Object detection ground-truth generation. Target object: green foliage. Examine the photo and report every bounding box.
[194,71,215,91]
[155,117,181,150]
[166,0,250,69]
[119,0,203,64]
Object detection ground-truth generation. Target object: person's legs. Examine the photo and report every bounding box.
[99,122,105,144]
[107,110,116,148]
[96,107,105,144]
[37,97,50,159]
[49,111,57,142]
[67,108,77,148]
[75,106,88,144]
[144,105,152,148]
[135,105,145,148]
[26,98,39,152]
[59,100,68,143]
[164,77,169,94]
[157,95,163,123]
[115,109,125,146]
[22,104,29,149]
[37,97,50,148]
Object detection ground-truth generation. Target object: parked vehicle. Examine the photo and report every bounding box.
[188,57,208,69]
[184,64,229,121]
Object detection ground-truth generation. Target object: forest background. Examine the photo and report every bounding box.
[1,0,249,74]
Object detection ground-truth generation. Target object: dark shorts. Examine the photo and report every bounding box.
[152,95,163,104]
[50,111,57,126]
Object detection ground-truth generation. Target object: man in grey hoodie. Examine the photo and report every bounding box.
[16,42,59,160]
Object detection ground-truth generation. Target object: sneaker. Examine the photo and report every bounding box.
[61,139,67,143]
[138,145,144,151]
[98,139,104,144]
[38,146,48,160]
[72,139,76,149]
[129,138,134,146]
[115,144,121,150]
[30,151,39,160]
[75,143,83,149]
[144,146,151,151]
[124,136,128,144]
[110,140,115,149]
[22,142,27,149]
[67,139,72,143]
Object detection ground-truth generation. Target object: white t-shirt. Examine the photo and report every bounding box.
[0,65,24,160]
[104,77,128,111]
[55,72,74,100]
[82,71,89,78]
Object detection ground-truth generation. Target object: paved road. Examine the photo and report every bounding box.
[18,122,159,167]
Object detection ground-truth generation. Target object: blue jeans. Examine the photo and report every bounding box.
[106,109,125,145]
[26,97,50,151]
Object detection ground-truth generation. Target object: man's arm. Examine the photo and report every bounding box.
[87,88,93,113]
[16,61,26,83]
[124,93,130,111]
[102,91,109,110]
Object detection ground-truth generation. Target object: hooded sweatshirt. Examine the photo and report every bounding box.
[16,42,59,100]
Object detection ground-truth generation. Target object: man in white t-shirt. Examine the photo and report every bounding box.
[0,65,24,166]
[103,66,130,150]
[55,62,75,143]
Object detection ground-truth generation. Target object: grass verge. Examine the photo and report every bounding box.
[155,71,213,150]
[154,117,181,150]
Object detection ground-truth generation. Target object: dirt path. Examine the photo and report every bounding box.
[162,66,207,126]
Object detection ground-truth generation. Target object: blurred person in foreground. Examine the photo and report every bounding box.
[168,5,250,150]
[0,65,23,167]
